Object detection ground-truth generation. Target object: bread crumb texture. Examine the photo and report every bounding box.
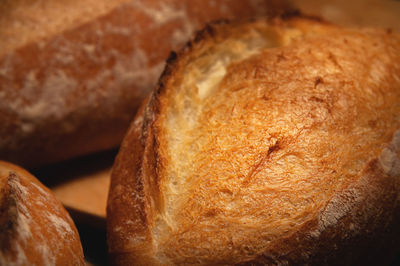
[109,17,400,265]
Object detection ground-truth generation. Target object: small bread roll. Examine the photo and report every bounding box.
[107,16,400,265]
[0,161,85,265]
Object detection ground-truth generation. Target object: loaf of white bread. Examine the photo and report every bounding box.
[107,15,400,265]
[0,0,288,168]
[0,161,84,265]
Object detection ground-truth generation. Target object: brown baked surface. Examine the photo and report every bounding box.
[0,161,84,265]
[107,16,400,265]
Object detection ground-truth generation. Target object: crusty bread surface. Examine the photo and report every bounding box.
[107,16,400,265]
[0,0,287,168]
[0,161,85,265]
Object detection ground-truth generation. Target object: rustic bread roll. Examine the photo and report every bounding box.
[0,0,288,168]
[0,161,85,265]
[107,16,400,265]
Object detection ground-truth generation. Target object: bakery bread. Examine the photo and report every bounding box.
[0,0,288,168]
[0,161,85,265]
[107,16,400,265]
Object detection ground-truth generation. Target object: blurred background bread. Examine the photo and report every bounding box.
[0,161,84,265]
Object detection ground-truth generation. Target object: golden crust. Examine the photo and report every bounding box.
[107,16,400,265]
[0,161,85,265]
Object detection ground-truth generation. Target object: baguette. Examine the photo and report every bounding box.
[107,16,400,265]
[0,161,84,265]
[0,0,288,168]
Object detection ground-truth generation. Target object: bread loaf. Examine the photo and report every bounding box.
[0,0,288,168]
[0,161,84,265]
[107,16,400,265]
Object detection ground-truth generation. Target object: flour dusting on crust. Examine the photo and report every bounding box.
[131,1,186,24]
[318,187,362,231]
[47,213,74,238]
[379,130,400,177]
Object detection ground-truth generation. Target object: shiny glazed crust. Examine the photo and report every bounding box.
[0,0,287,168]
[0,161,85,265]
[107,16,400,265]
